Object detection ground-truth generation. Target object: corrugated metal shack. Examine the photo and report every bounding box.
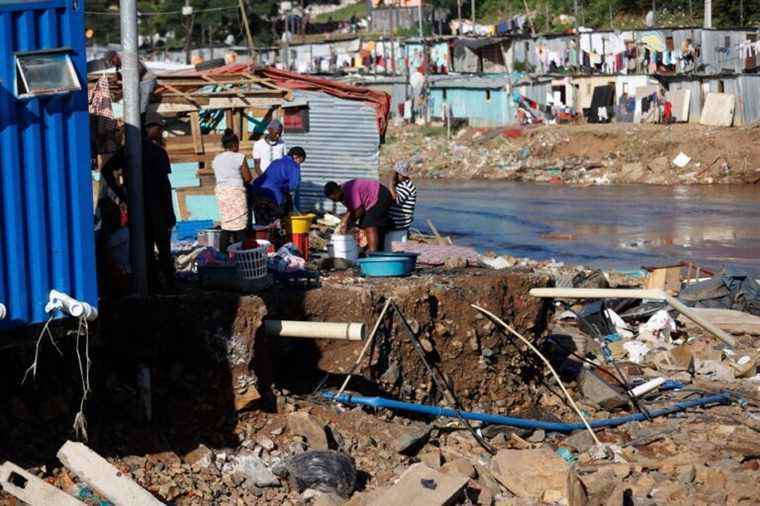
[285,90,381,211]
[0,0,98,327]
[428,74,552,127]
[663,73,760,125]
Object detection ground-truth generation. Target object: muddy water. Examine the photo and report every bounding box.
[415,181,760,275]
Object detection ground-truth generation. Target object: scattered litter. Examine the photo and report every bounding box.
[673,152,691,168]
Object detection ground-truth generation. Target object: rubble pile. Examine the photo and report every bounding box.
[3,271,760,505]
[382,122,760,185]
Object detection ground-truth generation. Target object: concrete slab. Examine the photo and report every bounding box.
[370,463,468,506]
[700,93,735,126]
[0,461,84,506]
[57,441,165,506]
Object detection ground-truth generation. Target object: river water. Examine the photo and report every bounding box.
[414,181,760,275]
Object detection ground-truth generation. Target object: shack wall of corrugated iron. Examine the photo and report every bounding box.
[284,90,380,212]
[668,80,703,122]
[700,30,747,74]
[738,75,760,124]
[0,0,97,328]
[429,87,512,126]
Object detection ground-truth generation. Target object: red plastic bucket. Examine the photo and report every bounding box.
[291,232,310,260]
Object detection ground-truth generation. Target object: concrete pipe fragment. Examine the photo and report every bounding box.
[264,320,366,341]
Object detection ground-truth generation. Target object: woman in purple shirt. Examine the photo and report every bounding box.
[324,179,394,252]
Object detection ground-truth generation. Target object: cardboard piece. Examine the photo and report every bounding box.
[700,93,735,127]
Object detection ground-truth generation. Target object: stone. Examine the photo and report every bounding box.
[562,431,595,452]
[225,450,279,488]
[444,256,468,269]
[288,412,329,450]
[647,156,669,173]
[527,430,545,443]
[256,434,276,451]
[419,449,443,469]
[578,369,628,410]
[370,463,468,506]
[491,448,569,500]
[313,491,347,506]
[580,466,618,498]
[677,465,696,485]
[630,473,656,497]
[385,423,431,454]
[441,458,477,479]
[184,444,215,471]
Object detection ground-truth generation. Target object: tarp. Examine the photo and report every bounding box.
[260,68,391,138]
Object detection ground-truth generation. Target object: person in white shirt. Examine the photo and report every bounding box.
[252,119,286,176]
[213,129,252,251]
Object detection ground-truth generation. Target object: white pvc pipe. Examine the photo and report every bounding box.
[0,303,6,320]
[630,377,667,398]
[264,320,366,341]
[46,290,98,321]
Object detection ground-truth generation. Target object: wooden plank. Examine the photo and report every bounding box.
[0,461,84,506]
[57,442,164,506]
[645,266,682,294]
[189,111,204,155]
[678,308,760,336]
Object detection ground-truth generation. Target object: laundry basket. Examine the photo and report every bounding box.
[229,240,270,280]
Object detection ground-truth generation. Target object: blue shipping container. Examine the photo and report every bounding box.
[0,0,97,328]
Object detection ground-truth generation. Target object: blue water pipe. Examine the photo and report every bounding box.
[321,392,731,433]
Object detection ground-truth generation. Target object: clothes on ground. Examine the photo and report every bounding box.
[342,178,380,213]
[359,184,393,229]
[216,186,248,231]
[252,137,286,172]
[212,151,246,188]
[251,155,301,206]
[389,179,417,230]
[269,243,307,273]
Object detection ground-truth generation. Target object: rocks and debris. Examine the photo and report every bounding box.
[381,122,760,185]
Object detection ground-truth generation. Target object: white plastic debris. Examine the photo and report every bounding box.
[639,309,677,343]
[605,308,634,339]
[623,341,651,364]
[672,152,691,168]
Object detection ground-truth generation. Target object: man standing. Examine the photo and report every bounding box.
[252,119,287,176]
[251,147,306,225]
[324,179,394,253]
[102,114,176,291]
[386,161,417,249]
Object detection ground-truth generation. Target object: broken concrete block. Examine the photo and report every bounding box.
[288,411,329,450]
[419,448,443,469]
[441,458,477,479]
[370,463,468,506]
[579,369,628,410]
[491,448,569,500]
[57,441,164,506]
[0,461,84,506]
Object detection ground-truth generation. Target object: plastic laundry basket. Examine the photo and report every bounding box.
[229,240,270,280]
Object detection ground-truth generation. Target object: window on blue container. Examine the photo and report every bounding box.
[15,50,81,98]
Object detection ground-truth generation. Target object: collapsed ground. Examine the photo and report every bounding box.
[2,267,760,505]
[381,122,760,185]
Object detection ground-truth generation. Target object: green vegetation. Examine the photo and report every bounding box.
[315,1,369,23]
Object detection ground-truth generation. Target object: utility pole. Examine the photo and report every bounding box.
[470,0,475,27]
[238,0,256,63]
[183,0,194,64]
[740,0,744,26]
[651,0,656,27]
[120,0,148,296]
[418,0,423,38]
[457,0,462,32]
[704,0,712,28]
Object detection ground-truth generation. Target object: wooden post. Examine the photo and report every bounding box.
[190,111,205,155]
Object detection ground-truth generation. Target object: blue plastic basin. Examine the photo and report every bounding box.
[357,256,412,277]
[368,251,419,271]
